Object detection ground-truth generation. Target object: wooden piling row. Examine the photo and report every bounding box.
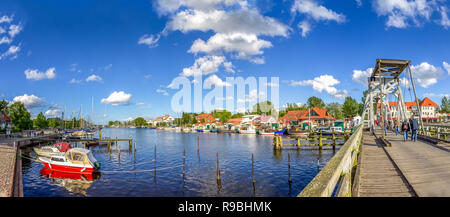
[252,153,256,184]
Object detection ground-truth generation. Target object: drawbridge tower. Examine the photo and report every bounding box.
[361,59,425,138]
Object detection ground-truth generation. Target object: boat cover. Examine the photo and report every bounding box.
[54,142,72,152]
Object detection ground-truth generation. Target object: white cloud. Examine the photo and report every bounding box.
[298,20,311,37]
[291,0,346,23]
[24,67,56,80]
[180,55,227,77]
[352,68,373,86]
[223,61,235,73]
[103,64,112,71]
[138,34,160,48]
[410,62,444,88]
[356,0,363,7]
[189,33,272,59]
[156,89,169,96]
[290,75,348,99]
[0,45,20,60]
[13,94,45,108]
[86,74,103,82]
[144,74,152,79]
[0,15,13,24]
[443,61,450,75]
[69,63,81,72]
[8,24,22,38]
[440,6,450,28]
[101,91,132,106]
[204,74,231,87]
[372,0,441,28]
[158,1,289,63]
[423,93,450,98]
[291,0,345,36]
[0,36,12,45]
[69,78,81,84]
[165,8,289,37]
[45,109,61,117]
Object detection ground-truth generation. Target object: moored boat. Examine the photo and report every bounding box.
[274,128,286,136]
[287,127,310,138]
[33,142,72,158]
[39,148,100,174]
[217,129,238,133]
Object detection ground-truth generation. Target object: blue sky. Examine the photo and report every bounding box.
[0,0,449,123]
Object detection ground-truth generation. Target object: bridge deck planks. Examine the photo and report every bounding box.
[357,131,415,197]
[382,130,450,197]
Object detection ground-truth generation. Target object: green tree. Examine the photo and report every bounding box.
[0,99,9,115]
[48,118,60,128]
[211,109,232,123]
[441,96,450,113]
[251,101,276,116]
[307,96,325,109]
[9,102,32,132]
[326,102,343,119]
[33,112,48,129]
[133,117,147,128]
[342,97,360,118]
[231,113,244,118]
[200,118,205,124]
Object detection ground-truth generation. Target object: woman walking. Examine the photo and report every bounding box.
[401,120,410,142]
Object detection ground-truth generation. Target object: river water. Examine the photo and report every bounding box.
[21,128,338,197]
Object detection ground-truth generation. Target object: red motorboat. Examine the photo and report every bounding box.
[39,148,100,174]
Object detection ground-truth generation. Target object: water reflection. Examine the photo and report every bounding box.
[23,128,337,197]
[40,167,101,196]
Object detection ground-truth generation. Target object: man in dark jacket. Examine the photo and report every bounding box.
[409,117,419,142]
[401,120,409,141]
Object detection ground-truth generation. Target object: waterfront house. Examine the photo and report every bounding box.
[195,113,216,130]
[279,107,335,128]
[226,118,242,129]
[258,116,278,129]
[377,97,440,123]
[241,115,260,125]
[0,113,11,133]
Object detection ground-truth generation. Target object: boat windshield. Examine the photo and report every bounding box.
[87,152,97,165]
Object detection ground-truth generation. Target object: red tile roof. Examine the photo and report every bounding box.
[195,113,215,124]
[227,118,242,125]
[377,97,438,110]
[420,97,438,107]
[0,113,10,122]
[279,107,335,123]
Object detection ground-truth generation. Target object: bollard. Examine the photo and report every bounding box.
[288,152,292,183]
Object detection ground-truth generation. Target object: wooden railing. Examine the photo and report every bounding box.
[298,125,363,197]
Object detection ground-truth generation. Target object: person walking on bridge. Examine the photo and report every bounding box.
[410,117,419,142]
[401,120,410,142]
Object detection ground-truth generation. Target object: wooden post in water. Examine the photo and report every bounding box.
[134,141,136,153]
[129,139,132,150]
[252,153,256,184]
[118,143,121,163]
[332,129,336,151]
[154,145,156,175]
[197,135,199,152]
[99,129,102,140]
[183,149,186,182]
[288,152,292,183]
[216,152,221,186]
[296,138,300,150]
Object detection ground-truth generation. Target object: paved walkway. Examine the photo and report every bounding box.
[357,131,415,197]
[383,130,450,197]
[0,145,17,197]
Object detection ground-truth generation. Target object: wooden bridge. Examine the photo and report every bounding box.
[298,124,450,197]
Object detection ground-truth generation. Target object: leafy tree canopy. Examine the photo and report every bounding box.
[9,102,32,132]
